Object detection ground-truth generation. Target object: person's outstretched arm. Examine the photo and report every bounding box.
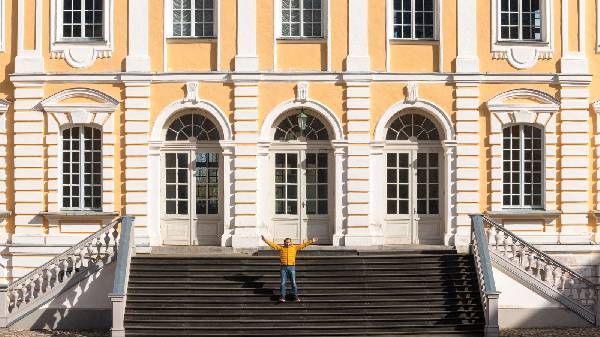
[261,235,282,250]
[298,237,318,250]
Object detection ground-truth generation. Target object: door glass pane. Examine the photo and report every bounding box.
[416,152,439,215]
[195,152,219,215]
[275,153,298,215]
[387,153,410,215]
[165,153,189,215]
[306,153,328,215]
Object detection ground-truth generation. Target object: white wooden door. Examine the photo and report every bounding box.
[162,150,222,245]
[384,150,442,244]
[272,151,331,243]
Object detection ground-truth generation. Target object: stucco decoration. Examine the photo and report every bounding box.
[37,88,119,126]
[492,47,553,70]
[405,83,419,104]
[50,0,114,68]
[184,82,200,103]
[296,82,309,102]
[490,0,553,70]
[260,99,344,141]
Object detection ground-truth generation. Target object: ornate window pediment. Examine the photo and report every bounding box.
[38,88,119,125]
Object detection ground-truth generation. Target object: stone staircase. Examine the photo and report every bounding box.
[123,249,485,336]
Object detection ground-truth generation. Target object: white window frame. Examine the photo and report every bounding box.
[60,0,105,40]
[491,0,553,69]
[50,0,114,68]
[501,124,545,210]
[166,0,218,38]
[60,124,103,211]
[275,0,328,39]
[388,0,439,41]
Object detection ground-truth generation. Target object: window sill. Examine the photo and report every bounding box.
[485,210,561,220]
[166,37,217,42]
[39,211,119,221]
[389,38,439,45]
[277,38,327,44]
[495,40,549,47]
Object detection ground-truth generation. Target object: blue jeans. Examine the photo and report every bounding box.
[280,266,297,299]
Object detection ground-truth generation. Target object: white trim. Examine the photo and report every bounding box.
[347,0,370,71]
[126,0,150,72]
[491,0,554,69]
[38,88,119,114]
[597,0,600,53]
[486,89,558,213]
[578,0,585,54]
[259,99,343,141]
[234,0,258,71]
[50,0,114,68]
[151,99,233,142]
[374,99,455,141]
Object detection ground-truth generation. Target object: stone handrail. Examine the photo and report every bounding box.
[0,216,132,328]
[109,215,135,337]
[480,214,600,326]
[470,214,500,337]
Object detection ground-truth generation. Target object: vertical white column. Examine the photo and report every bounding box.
[594,103,600,242]
[0,107,8,245]
[231,81,261,247]
[442,141,457,245]
[559,85,591,243]
[344,81,376,246]
[454,83,480,246]
[124,82,151,252]
[126,0,151,72]
[235,0,259,71]
[346,0,370,71]
[456,0,479,72]
[12,83,45,245]
[220,143,234,246]
[332,142,347,246]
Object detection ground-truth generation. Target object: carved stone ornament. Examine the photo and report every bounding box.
[405,83,419,104]
[184,82,200,103]
[492,47,553,70]
[296,82,309,102]
[51,47,112,69]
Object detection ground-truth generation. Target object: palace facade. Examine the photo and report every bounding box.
[0,0,599,289]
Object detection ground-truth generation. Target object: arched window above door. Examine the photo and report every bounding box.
[274,111,330,141]
[165,112,221,141]
[386,113,440,141]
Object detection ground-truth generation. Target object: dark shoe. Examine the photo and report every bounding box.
[278,297,286,303]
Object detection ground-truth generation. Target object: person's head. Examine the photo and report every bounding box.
[283,238,292,247]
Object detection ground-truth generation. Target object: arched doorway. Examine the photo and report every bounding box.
[160,110,225,245]
[381,111,445,244]
[267,109,334,244]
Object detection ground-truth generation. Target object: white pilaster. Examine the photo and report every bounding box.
[559,85,591,243]
[234,0,258,71]
[346,0,370,71]
[344,81,375,246]
[124,82,151,250]
[126,0,151,72]
[11,83,45,245]
[454,83,480,246]
[231,81,260,247]
[332,142,348,246]
[15,0,44,73]
[455,0,479,72]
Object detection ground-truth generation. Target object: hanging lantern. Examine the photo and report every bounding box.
[297,108,308,131]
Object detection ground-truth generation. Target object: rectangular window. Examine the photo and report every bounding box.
[500,0,541,40]
[393,0,435,39]
[281,0,322,38]
[62,0,104,39]
[502,125,543,208]
[195,152,219,215]
[173,0,215,37]
[62,126,102,210]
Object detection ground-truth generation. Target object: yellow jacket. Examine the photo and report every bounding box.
[264,239,314,266]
